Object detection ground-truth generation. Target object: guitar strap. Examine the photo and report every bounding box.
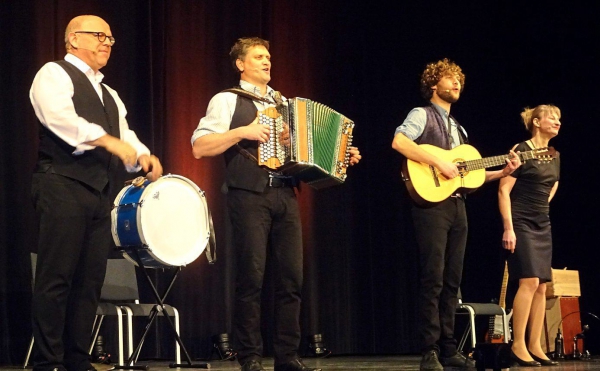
[448,115,467,145]
[447,115,467,199]
[526,139,536,150]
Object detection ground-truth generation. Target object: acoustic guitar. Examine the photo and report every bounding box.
[486,260,513,343]
[401,144,556,206]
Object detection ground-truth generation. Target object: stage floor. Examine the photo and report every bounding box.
[5,356,600,371]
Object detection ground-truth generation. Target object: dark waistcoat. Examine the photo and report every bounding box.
[415,105,466,149]
[36,60,121,192]
[223,95,269,192]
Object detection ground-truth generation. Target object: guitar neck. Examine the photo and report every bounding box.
[463,150,537,171]
[499,261,509,309]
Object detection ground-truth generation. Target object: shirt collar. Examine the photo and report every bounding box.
[431,102,450,119]
[239,80,274,99]
[65,53,105,84]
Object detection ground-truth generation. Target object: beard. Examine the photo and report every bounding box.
[437,89,459,104]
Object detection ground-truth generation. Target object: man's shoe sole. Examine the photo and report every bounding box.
[91,364,115,371]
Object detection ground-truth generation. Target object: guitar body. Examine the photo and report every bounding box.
[403,144,486,205]
[486,310,513,343]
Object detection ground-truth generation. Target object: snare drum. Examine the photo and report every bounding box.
[111,174,210,268]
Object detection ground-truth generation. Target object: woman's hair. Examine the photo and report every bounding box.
[420,58,465,100]
[520,104,561,132]
[229,37,270,73]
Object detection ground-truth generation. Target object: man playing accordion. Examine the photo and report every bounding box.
[191,37,360,371]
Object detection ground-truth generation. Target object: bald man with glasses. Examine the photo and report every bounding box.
[29,15,162,371]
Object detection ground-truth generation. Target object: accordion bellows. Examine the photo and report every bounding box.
[258,97,355,189]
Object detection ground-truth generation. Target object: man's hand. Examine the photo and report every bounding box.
[436,160,460,179]
[348,146,361,165]
[279,122,290,146]
[501,149,521,177]
[242,117,271,143]
[138,154,163,182]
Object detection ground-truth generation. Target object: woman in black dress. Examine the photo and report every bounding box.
[498,104,561,367]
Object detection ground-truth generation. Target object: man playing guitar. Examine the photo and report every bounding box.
[391,58,521,371]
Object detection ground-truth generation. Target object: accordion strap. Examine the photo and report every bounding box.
[222,87,269,104]
[235,144,259,163]
[205,206,217,264]
[221,87,284,106]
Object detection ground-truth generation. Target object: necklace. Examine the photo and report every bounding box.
[528,139,537,149]
[529,139,547,149]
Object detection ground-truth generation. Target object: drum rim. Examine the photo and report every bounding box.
[136,175,210,266]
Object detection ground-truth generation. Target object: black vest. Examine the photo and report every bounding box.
[223,95,270,192]
[415,105,466,149]
[36,60,121,192]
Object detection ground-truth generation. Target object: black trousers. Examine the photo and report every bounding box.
[227,186,303,366]
[412,197,467,356]
[31,173,112,371]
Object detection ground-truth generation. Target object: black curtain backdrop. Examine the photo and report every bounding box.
[2,0,599,365]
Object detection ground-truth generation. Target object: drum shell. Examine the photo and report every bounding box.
[111,175,210,268]
[112,185,145,247]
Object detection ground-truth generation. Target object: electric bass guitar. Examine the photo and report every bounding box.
[486,260,513,343]
[401,144,556,206]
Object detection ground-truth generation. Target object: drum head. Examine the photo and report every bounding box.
[137,175,209,266]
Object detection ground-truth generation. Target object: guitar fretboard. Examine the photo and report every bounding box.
[462,149,544,171]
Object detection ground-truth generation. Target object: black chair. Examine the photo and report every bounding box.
[23,255,128,368]
[456,289,509,352]
[104,258,181,366]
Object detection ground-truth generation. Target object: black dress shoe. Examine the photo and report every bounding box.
[510,351,541,367]
[529,353,559,366]
[420,350,443,371]
[274,358,322,371]
[440,352,476,368]
[241,360,265,371]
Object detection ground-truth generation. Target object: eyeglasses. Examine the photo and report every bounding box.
[74,31,115,46]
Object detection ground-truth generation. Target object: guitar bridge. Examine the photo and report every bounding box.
[429,165,441,187]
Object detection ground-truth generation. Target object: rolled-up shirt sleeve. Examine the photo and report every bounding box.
[394,107,426,141]
[101,85,149,173]
[30,62,107,153]
[103,84,150,156]
[191,92,237,146]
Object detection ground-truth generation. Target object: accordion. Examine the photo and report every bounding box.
[257,97,355,189]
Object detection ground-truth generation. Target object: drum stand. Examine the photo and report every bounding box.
[114,248,210,370]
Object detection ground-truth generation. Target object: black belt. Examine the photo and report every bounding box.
[268,176,297,188]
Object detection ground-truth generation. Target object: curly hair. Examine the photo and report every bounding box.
[520,104,561,132]
[229,37,270,73]
[419,58,465,100]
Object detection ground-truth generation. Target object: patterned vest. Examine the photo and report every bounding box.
[415,105,466,149]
